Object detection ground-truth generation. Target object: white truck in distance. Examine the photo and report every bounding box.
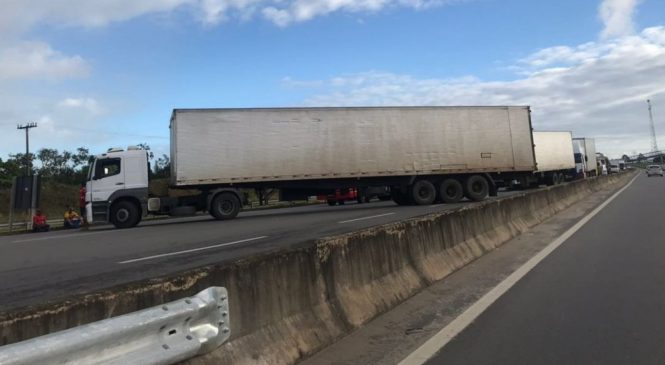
[86,106,542,229]
[530,131,576,185]
[573,137,598,178]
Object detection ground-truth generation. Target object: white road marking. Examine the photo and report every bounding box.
[398,174,639,365]
[117,236,269,264]
[12,231,108,244]
[338,213,395,224]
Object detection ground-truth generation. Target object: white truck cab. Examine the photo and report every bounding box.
[86,147,149,228]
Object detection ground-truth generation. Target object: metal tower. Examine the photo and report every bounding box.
[648,100,658,152]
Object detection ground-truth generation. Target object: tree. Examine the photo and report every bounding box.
[153,154,171,178]
[36,148,74,179]
[71,147,92,168]
[137,143,154,160]
[621,154,630,162]
[0,156,25,187]
[637,153,646,161]
[3,152,35,176]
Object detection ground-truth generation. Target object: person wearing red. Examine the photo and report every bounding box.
[32,210,50,232]
[79,183,87,218]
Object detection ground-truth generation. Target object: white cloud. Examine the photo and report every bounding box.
[0,42,89,80]
[0,0,456,32]
[599,0,640,39]
[0,0,191,34]
[262,0,450,26]
[285,27,665,157]
[58,98,102,115]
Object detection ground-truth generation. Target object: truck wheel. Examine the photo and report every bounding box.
[337,200,345,205]
[553,173,562,185]
[327,199,337,206]
[391,189,411,206]
[464,175,489,201]
[210,193,241,220]
[110,201,140,229]
[438,178,464,203]
[546,173,556,186]
[411,180,437,205]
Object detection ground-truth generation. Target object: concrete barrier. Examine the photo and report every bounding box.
[0,172,636,364]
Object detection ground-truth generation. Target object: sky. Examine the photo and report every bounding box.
[1,0,664,159]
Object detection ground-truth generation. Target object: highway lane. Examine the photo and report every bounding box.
[421,172,665,365]
[0,190,521,311]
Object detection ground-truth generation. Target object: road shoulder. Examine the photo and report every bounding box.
[299,179,631,365]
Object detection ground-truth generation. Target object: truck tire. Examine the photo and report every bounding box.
[557,172,566,184]
[464,175,489,201]
[210,192,241,220]
[110,200,141,229]
[545,173,556,186]
[327,199,336,206]
[391,189,411,206]
[338,200,345,205]
[552,173,561,185]
[438,178,464,204]
[410,180,436,205]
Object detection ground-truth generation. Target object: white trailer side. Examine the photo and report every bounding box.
[170,106,535,187]
[533,131,575,172]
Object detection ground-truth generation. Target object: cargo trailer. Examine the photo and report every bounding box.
[531,131,576,185]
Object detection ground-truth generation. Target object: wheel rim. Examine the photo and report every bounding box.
[220,200,234,215]
[116,209,129,222]
[471,181,484,194]
[446,186,457,198]
[418,186,431,200]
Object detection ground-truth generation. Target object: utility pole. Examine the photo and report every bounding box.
[647,100,658,152]
[17,122,37,175]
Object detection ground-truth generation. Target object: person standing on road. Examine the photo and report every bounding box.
[79,183,89,230]
[79,183,86,218]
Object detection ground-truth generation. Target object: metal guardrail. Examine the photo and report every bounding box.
[0,287,231,365]
[0,219,64,230]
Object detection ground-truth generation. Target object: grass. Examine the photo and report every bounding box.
[0,181,79,224]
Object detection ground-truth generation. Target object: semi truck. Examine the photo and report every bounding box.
[499,131,576,188]
[530,131,576,185]
[86,106,539,228]
[572,137,598,178]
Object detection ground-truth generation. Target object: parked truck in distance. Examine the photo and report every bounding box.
[530,131,576,185]
[86,106,541,228]
[573,137,598,178]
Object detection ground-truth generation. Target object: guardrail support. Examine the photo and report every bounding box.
[0,287,230,365]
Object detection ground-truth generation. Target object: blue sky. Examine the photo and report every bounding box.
[1,0,665,159]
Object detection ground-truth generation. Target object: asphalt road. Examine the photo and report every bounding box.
[425,172,665,365]
[0,191,520,311]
